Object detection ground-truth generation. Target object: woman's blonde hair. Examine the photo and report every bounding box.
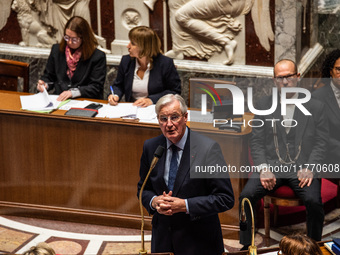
[23,242,56,255]
[279,234,322,255]
[128,26,162,69]
[59,16,98,60]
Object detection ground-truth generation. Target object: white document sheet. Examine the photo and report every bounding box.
[104,103,138,118]
[136,105,157,121]
[20,89,62,111]
[58,100,91,110]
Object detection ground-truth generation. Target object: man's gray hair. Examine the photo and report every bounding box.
[155,94,187,115]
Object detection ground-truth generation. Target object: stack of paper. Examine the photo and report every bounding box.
[20,89,70,113]
[97,104,158,123]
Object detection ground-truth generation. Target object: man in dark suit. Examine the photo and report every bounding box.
[312,49,340,165]
[239,59,329,250]
[137,94,234,255]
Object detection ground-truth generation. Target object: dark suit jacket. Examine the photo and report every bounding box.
[250,94,329,171]
[41,44,107,99]
[112,54,181,103]
[312,84,340,164]
[137,129,234,255]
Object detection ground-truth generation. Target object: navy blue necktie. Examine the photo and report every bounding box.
[168,144,178,191]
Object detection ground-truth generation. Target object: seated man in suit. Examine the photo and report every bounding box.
[312,49,340,165]
[239,59,329,250]
[137,94,234,255]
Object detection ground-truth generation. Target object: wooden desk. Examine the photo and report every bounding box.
[0,90,251,238]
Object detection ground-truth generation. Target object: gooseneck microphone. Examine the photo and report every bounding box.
[150,145,165,170]
[139,145,165,255]
[240,197,257,255]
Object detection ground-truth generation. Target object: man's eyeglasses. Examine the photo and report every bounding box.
[64,35,81,44]
[158,114,182,123]
[274,73,297,83]
[333,66,340,74]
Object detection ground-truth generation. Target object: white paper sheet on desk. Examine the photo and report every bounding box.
[103,103,138,118]
[58,100,90,110]
[137,105,157,121]
[20,90,61,111]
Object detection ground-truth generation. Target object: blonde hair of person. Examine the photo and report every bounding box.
[279,234,322,255]
[128,26,162,69]
[59,16,99,60]
[22,242,56,255]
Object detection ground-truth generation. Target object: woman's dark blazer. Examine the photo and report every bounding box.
[41,44,107,99]
[112,54,181,103]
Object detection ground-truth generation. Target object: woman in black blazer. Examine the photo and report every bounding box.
[108,26,181,107]
[37,16,107,100]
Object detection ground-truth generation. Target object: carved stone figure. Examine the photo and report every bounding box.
[33,0,91,41]
[0,0,12,31]
[11,0,56,47]
[145,0,274,65]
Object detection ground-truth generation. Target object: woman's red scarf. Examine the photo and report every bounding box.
[65,45,82,79]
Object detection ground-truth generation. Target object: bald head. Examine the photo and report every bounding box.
[274,59,297,77]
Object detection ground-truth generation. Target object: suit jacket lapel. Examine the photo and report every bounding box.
[325,85,340,120]
[71,60,83,83]
[125,59,136,100]
[156,139,168,192]
[294,98,308,148]
[172,131,191,196]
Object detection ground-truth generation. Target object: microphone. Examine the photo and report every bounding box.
[240,197,257,255]
[239,209,247,231]
[150,145,165,170]
[139,145,165,255]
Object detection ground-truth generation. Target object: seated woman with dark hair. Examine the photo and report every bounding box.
[37,16,107,100]
[278,233,322,255]
[108,26,181,107]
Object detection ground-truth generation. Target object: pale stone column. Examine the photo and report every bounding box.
[111,1,150,55]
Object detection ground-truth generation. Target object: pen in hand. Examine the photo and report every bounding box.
[109,86,119,106]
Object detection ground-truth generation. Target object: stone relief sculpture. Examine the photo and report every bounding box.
[122,10,141,29]
[31,0,91,41]
[0,0,12,31]
[11,0,56,47]
[144,0,274,65]
[251,0,274,51]
[9,0,109,52]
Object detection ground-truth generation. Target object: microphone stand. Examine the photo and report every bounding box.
[240,197,257,255]
[139,146,164,255]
